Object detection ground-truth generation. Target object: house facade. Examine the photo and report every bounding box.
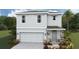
[16,10,65,43]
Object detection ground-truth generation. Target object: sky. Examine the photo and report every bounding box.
[0,9,79,17]
[0,9,15,16]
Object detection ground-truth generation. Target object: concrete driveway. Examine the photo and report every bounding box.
[12,42,43,49]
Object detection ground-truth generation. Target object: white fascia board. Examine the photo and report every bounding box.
[16,12,48,15]
[16,11,63,15]
[48,13,63,16]
[17,27,46,29]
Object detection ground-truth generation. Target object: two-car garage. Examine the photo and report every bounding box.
[20,32,44,42]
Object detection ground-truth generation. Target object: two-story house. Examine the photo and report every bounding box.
[16,10,65,44]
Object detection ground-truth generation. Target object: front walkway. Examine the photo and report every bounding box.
[12,42,43,49]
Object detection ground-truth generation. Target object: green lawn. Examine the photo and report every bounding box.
[0,30,11,38]
[0,30,13,49]
[69,32,79,49]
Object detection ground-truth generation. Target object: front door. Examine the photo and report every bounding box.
[52,31,57,42]
[47,30,57,42]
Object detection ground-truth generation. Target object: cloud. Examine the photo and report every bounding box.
[8,9,28,17]
[71,9,79,14]
[8,10,15,17]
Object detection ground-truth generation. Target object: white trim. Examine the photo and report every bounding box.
[47,28,65,30]
[16,11,63,15]
[17,27,46,29]
[17,29,46,32]
[16,12,48,14]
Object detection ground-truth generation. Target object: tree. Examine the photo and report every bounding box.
[0,16,8,30]
[62,9,74,31]
[69,13,79,31]
[0,16,16,30]
[3,17,16,30]
[0,16,7,24]
[0,23,7,30]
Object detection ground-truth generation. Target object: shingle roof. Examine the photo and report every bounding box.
[47,26,61,28]
[47,26,65,30]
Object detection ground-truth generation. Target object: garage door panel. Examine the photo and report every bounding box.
[21,32,43,42]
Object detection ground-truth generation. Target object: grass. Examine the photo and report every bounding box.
[69,32,79,49]
[0,30,15,49]
[0,30,11,38]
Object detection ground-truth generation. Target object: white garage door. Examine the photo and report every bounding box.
[20,32,44,42]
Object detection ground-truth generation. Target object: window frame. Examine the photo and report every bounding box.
[22,15,25,23]
[53,16,56,20]
[37,15,41,23]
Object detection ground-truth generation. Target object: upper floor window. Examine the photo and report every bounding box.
[22,15,25,23]
[37,15,41,23]
[53,16,56,20]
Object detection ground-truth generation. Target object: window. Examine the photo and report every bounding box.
[53,16,56,20]
[22,15,25,23]
[37,15,41,23]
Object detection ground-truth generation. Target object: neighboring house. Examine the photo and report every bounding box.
[16,10,65,44]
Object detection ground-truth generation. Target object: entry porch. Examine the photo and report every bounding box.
[44,26,65,44]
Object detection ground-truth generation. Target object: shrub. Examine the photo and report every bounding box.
[10,25,16,35]
[59,37,74,49]
[43,39,52,49]
[8,39,20,47]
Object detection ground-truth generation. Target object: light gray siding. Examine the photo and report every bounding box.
[16,14,47,28]
[47,15,62,27]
